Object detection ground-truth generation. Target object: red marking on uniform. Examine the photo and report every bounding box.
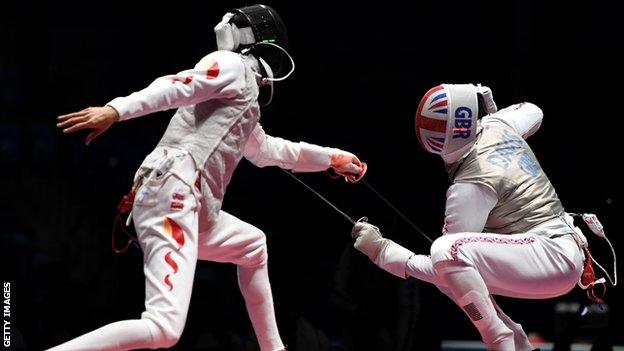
[162,218,185,290]
[170,201,184,211]
[450,236,536,261]
[206,61,220,79]
[165,251,178,273]
[164,274,173,291]
[164,217,185,249]
[172,192,185,201]
[172,76,193,84]
[164,251,178,291]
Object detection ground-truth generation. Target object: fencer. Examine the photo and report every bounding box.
[51,5,365,351]
[351,84,591,351]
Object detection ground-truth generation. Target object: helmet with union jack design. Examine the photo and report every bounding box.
[415,83,497,163]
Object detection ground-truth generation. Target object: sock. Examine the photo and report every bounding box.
[438,264,514,350]
[238,264,285,351]
[46,319,159,351]
[490,297,535,351]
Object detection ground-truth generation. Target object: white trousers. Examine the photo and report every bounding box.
[47,147,284,351]
[404,231,584,299]
[385,230,584,350]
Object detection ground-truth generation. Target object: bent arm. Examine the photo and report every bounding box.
[443,182,498,234]
[490,102,544,139]
[108,51,245,121]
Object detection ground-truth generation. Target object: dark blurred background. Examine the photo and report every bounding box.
[1,0,621,350]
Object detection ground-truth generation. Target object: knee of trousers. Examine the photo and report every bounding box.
[142,312,186,349]
[240,228,268,268]
[430,234,469,268]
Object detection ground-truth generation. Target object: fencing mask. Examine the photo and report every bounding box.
[415,83,497,163]
[214,4,293,105]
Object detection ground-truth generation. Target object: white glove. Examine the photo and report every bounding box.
[351,221,388,262]
[351,219,416,279]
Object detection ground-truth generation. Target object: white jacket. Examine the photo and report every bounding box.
[108,50,338,220]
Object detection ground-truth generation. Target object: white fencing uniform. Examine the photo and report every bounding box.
[404,104,585,294]
[48,50,354,351]
[361,103,586,350]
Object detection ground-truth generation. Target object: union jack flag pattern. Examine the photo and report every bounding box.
[415,85,449,154]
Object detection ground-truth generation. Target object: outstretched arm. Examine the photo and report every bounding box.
[57,51,245,144]
[351,221,416,279]
[350,182,497,280]
[243,123,366,181]
[107,51,245,121]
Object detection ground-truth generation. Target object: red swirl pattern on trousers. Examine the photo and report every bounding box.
[450,235,536,261]
[163,217,186,291]
[164,252,178,290]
